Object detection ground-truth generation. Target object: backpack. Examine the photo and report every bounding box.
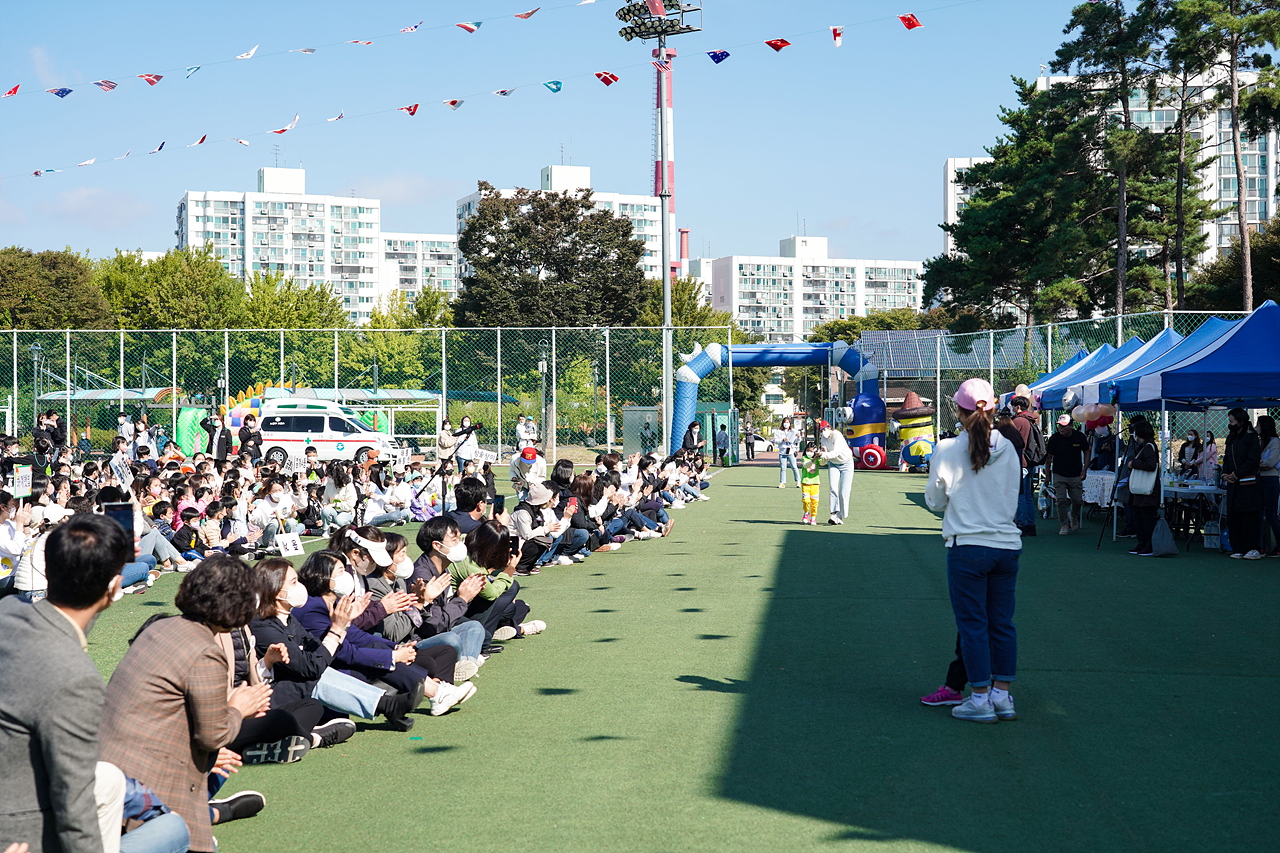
[1024,420,1048,467]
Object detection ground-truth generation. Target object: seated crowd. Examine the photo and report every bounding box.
[0,421,716,853]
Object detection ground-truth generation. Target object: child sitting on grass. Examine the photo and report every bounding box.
[800,442,821,526]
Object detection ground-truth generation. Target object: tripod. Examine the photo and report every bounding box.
[413,424,481,502]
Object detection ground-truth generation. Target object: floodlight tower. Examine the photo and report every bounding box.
[618,1,702,453]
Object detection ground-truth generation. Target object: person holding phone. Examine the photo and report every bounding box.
[455,519,543,641]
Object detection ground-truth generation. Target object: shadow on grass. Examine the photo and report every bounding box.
[413,745,458,754]
[537,687,577,695]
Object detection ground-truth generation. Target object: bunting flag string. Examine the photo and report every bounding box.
[4,0,980,181]
[400,21,424,33]
[77,158,95,167]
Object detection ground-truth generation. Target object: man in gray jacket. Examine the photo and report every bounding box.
[0,515,132,853]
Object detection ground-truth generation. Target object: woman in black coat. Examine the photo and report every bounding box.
[1223,408,1263,559]
[238,413,263,462]
[1125,420,1161,556]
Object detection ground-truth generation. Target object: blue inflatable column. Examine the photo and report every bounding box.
[670,343,725,455]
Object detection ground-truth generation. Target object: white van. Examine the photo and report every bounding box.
[256,399,409,467]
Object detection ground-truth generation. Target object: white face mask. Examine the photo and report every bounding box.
[332,571,356,597]
[393,557,414,580]
[284,581,308,609]
[437,542,468,564]
[821,429,832,439]
[270,492,283,502]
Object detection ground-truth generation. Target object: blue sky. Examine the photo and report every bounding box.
[0,0,1083,265]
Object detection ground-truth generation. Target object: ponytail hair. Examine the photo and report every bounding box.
[958,405,992,473]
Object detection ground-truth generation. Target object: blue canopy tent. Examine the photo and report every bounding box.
[997,349,1089,408]
[1040,338,1146,411]
[1107,316,1241,410]
[1139,301,1280,409]
[1069,327,1183,406]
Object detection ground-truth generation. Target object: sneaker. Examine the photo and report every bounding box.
[1059,524,1070,536]
[698,494,710,501]
[835,518,844,525]
[671,500,686,509]
[1070,517,1081,531]
[554,555,574,566]
[808,518,818,526]
[1268,549,1280,558]
[242,735,311,765]
[827,514,839,525]
[635,529,658,540]
[920,685,964,706]
[1128,548,1144,555]
[146,569,161,587]
[125,582,147,595]
[430,681,477,716]
[992,692,1017,721]
[951,694,998,723]
[514,566,540,576]
[453,659,479,682]
[1230,552,1245,559]
[569,553,586,563]
[312,719,356,749]
[801,513,810,524]
[778,483,787,489]
[1117,531,1137,539]
[1243,550,1264,560]
[612,535,626,545]
[1020,525,1037,537]
[177,560,198,572]
[663,519,675,537]
[518,620,547,636]
[209,791,265,825]
[492,626,518,641]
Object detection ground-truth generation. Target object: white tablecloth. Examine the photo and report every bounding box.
[1082,471,1116,508]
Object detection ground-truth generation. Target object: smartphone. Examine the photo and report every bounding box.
[565,497,578,514]
[508,535,521,557]
[493,494,505,514]
[102,502,134,540]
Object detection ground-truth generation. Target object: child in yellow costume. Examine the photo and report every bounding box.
[799,442,821,526]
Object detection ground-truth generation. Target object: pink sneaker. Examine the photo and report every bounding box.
[920,685,964,706]
[801,513,810,524]
[808,517,818,526]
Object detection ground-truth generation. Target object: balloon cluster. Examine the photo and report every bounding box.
[1071,402,1116,431]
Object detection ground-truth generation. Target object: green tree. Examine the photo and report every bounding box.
[1187,212,1280,306]
[341,292,426,389]
[454,181,645,329]
[409,279,453,328]
[242,271,347,329]
[0,246,114,329]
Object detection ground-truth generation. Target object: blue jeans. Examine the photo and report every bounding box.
[946,544,1020,688]
[415,618,486,663]
[1015,467,1036,527]
[779,451,800,485]
[536,533,564,565]
[120,812,190,853]
[828,459,855,519]
[321,507,353,527]
[564,527,591,556]
[366,509,411,527]
[121,557,156,587]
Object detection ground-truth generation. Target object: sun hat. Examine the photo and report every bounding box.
[43,504,71,524]
[953,378,997,413]
[527,481,554,506]
[347,529,392,567]
[817,420,831,430]
[521,447,538,461]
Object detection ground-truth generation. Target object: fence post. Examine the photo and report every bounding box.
[171,331,178,432]
[1163,309,1171,330]
[64,330,71,430]
[1116,314,1122,347]
[1047,324,1053,372]
[333,330,339,395]
[934,332,941,414]
[550,328,558,464]
[223,331,229,410]
[603,328,611,452]
[119,329,125,414]
[12,331,17,435]
[440,329,447,417]
[279,329,285,389]
[496,328,503,458]
[987,330,995,387]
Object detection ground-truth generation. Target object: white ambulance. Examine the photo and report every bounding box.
[256,399,409,467]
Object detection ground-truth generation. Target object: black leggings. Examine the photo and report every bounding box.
[228,697,327,754]
[944,634,967,693]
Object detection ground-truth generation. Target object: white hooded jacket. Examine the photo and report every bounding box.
[924,428,1021,550]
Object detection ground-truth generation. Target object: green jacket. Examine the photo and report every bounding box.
[448,557,513,602]
[800,452,822,484]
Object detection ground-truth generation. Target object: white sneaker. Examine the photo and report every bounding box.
[671,501,686,509]
[1244,550,1264,560]
[637,529,659,540]
[607,542,622,551]
[991,692,1017,721]
[778,483,787,489]
[697,494,710,501]
[429,681,477,716]
[519,620,546,636]
[492,626,518,641]
[453,659,479,682]
[569,553,586,563]
[554,555,573,566]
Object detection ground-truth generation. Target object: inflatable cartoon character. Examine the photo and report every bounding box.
[848,392,887,469]
[893,391,936,472]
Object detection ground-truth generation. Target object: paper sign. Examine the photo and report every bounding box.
[277,531,305,557]
[110,454,134,489]
[12,465,31,498]
[474,449,498,465]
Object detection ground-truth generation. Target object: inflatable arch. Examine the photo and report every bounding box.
[670,341,879,456]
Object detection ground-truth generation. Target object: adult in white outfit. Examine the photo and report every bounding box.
[819,419,855,524]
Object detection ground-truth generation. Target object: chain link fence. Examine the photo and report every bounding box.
[3,314,1267,462]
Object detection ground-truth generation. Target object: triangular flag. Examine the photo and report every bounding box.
[271,113,299,134]
[186,66,201,78]
[899,13,923,29]
[831,26,844,47]
[706,50,729,64]
[327,110,344,121]
[400,21,424,32]
[236,45,259,60]
[77,158,96,167]
[233,139,250,146]
[400,103,421,115]
[289,48,316,54]
[46,87,72,98]
[187,134,207,147]
[344,40,373,45]
[456,22,482,33]
[492,88,515,97]
[765,38,791,52]
[2,84,18,98]
[115,149,131,159]
[441,100,461,111]
[32,171,42,177]
[515,7,540,18]
[543,80,563,92]
[595,71,619,86]
[137,73,163,86]
[92,80,117,92]
[149,141,165,154]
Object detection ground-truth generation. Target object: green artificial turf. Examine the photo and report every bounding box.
[85,466,1279,853]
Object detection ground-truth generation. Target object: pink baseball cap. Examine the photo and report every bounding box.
[953,378,997,413]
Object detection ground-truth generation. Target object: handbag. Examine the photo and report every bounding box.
[1129,444,1157,496]
[1150,508,1178,557]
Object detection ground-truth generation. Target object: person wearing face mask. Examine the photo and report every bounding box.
[774,417,801,488]
[454,416,479,466]
[329,525,421,634]
[200,412,233,462]
[509,446,548,502]
[1194,429,1219,481]
[1177,429,1203,477]
[681,420,706,460]
[817,419,856,525]
[1089,423,1116,472]
[293,550,475,717]
[1223,408,1264,560]
[99,555,272,852]
[250,480,301,550]
[238,414,263,463]
[0,515,132,853]
[437,418,458,460]
[412,516,498,675]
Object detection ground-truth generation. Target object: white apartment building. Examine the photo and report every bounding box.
[177,167,459,324]
[380,233,459,306]
[943,157,993,255]
[710,236,925,343]
[456,165,664,279]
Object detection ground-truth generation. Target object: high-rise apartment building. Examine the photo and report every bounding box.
[710,236,924,343]
[176,167,459,324]
[455,165,664,279]
[942,157,993,255]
